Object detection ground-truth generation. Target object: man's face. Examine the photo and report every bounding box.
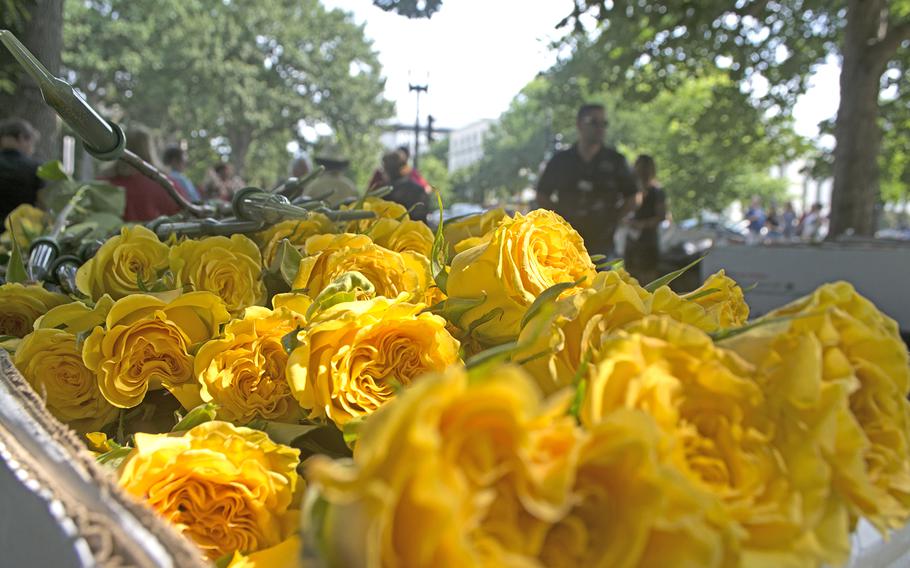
[1,135,35,156]
[577,109,607,146]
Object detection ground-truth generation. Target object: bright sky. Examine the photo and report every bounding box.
[322,0,841,140]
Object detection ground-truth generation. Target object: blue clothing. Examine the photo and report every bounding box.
[746,206,765,233]
[169,170,201,202]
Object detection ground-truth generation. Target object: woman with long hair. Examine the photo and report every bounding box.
[624,154,667,284]
[99,126,187,221]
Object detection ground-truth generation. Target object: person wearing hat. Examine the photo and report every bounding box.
[303,145,359,207]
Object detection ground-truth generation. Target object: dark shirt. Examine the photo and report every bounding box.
[386,177,430,222]
[633,185,667,244]
[0,149,43,224]
[537,144,638,253]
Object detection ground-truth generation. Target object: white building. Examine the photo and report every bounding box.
[448,119,494,172]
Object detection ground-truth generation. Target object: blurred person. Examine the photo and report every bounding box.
[782,202,798,239]
[290,153,311,179]
[765,202,781,237]
[303,147,359,207]
[624,154,667,284]
[397,145,430,193]
[745,196,766,236]
[381,150,429,222]
[801,203,825,240]
[537,103,638,257]
[99,126,187,222]
[0,118,43,224]
[203,162,244,202]
[162,145,201,202]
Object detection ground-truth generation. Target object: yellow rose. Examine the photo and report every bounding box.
[14,328,119,433]
[292,233,432,304]
[452,235,485,255]
[649,270,750,333]
[443,208,507,256]
[1,203,46,252]
[169,234,266,314]
[0,283,69,338]
[342,196,408,233]
[195,307,305,424]
[118,421,300,560]
[536,410,738,568]
[271,292,313,318]
[76,225,170,300]
[516,269,651,395]
[82,292,230,409]
[306,363,735,567]
[34,295,114,335]
[723,282,910,536]
[583,316,840,565]
[226,535,303,568]
[305,365,545,567]
[369,217,435,257]
[446,209,596,346]
[287,296,459,425]
[287,295,460,426]
[255,214,335,267]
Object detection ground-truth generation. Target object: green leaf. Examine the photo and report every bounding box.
[597,258,624,271]
[281,326,303,354]
[684,287,721,302]
[519,277,585,331]
[568,349,593,422]
[274,239,304,286]
[264,239,304,298]
[96,445,133,468]
[306,271,375,318]
[589,254,607,262]
[430,192,449,294]
[287,423,353,460]
[712,311,818,342]
[466,307,504,337]
[5,225,27,284]
[644,255,706,293]
[256,421,323,446]
[36,160,69,181]
[342,419,364,447]
[421,294,486,325]
[171,402,218,432]
[465,340,520,370]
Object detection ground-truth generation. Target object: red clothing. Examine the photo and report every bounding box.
[103,173,187,222]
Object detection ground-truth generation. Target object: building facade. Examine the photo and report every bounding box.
[448,119,494,172]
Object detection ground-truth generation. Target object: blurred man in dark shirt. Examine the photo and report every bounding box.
[537,103,638,257]
[0,118,43,224]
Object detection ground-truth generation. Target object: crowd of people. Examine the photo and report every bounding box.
[0,111,828,284]
[0,118,434,225]
[745,197,827,242]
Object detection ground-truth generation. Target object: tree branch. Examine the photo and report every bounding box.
[870,19,910,65]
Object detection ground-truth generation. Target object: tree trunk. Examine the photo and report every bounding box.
[829,0,888,237]
[0,0,65,161]
[229,129,254,180]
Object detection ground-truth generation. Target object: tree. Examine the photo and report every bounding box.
[0,0,65,160]
[461,70,793,219]
[63,0,393,186]
[377,0,910,237]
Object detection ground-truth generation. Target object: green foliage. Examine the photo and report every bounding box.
[372,0,444,19]
[63,0,393,187]
[419,153,450,203]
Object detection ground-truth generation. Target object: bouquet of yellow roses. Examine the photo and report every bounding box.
[4,198,909,568]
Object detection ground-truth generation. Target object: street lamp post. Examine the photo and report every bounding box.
[408,82,428,170]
